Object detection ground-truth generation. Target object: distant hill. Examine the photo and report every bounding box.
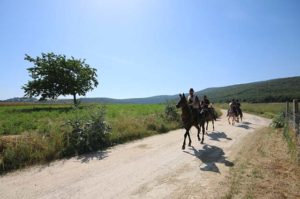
[2,97,37,103]
[80,95,176,104]
[196,76,300,103]
[2,76,300,104]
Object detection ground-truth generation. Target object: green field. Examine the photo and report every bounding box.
[0,103,178,137]
[0,103,181,173]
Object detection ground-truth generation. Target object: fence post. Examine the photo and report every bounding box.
[293,99,299,136]
[286,101,289,118]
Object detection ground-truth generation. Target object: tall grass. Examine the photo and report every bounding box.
[222,127,300,198]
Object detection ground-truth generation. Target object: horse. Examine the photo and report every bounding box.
[203,107,216,132]
[176,93,206,149]
[227,107,238,125]
[237,108,243,122]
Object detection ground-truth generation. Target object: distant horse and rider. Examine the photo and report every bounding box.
[176,88,217,149]
[227,99,243,125]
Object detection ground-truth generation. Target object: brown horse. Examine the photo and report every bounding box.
[176,94,206,149]
[227,107,238,125]
[204,108,216,132]
[237,108,243,122]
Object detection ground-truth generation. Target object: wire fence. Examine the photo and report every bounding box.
[284,100,300,162]
[285,100,299,135]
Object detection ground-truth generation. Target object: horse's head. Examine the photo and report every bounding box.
[176,93,187,108]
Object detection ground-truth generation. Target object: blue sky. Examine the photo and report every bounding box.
[0,0,299,100]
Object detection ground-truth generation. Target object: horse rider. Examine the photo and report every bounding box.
[200,95,209,109]
[236,99,242,116]
[201,95,217,121]
[228,99,238,117]
[187,88,200,120]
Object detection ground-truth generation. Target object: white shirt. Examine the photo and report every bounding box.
[187,95,200,109]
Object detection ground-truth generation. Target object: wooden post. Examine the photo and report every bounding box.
[293,99,299,136]
[286,101,289,118]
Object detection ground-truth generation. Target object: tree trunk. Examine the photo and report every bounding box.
[73,94,77,106]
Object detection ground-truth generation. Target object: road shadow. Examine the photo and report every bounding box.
[184,145,234,173]
[242,121,252,125]
[236,121,253,130]
[207,131,232,142]
[77,150,110,163]
[34,150,110,173]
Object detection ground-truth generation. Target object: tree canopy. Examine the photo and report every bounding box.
[23,52,98,105]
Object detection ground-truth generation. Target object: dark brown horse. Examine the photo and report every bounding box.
[204,108,216,132]
[176,94,206,149]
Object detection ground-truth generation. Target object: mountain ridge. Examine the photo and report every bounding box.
[2,76,300,104]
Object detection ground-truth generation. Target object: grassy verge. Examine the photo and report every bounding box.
[283,120,300,163]
[222,127,300,199]
[216,103,285,119]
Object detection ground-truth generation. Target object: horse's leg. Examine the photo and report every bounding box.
[206,120,208,131]
[188,127,193,146]
[201,123,205,144]
[228,116,231,125]
[212,119,215,131]
[182,130,188,150]
[197,125,200,141]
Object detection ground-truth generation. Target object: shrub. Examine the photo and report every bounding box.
[158,124,168,133]
[63,107,111,156]
[270,112,285,128]
[164,103,179,121]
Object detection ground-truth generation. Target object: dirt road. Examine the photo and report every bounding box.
[0,111,270,199]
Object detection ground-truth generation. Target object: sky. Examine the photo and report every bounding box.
[0,0,300,100]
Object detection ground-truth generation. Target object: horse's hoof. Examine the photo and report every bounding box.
[201,141,204,144]
[182,145,185,150]
[198,137,200,141]
[188,143,192,147]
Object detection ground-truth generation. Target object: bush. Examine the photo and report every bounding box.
[63,107,111,156]
[164,103,179,121]
[158,124,168,133]
[270,112,285,128]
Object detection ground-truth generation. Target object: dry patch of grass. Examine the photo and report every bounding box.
[223,127,300,199]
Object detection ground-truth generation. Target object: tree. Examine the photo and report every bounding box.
[23,52,98,105]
